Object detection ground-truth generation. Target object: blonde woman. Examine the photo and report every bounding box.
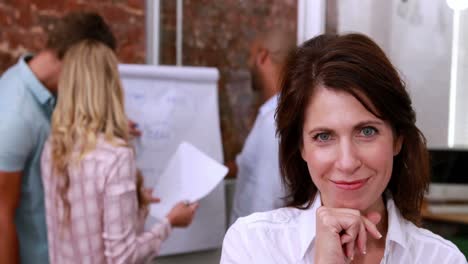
[41,40,198,263]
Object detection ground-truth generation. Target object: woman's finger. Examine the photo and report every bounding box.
[362,215,383,239]
[128,120,142,137]
[356,220,367,255]
[142,188,161,203]
[317,207,380,262]
[189,202,199,212]
[341,215,362,260]
[148,197,161,203]
[339,217,368,257]
[340,234,353,245]
[345,238,355,260]
[366,211,381,225]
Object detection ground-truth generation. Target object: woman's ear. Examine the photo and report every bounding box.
[393,135,403,156]
[256,48,269,66]
[300,139,307,162]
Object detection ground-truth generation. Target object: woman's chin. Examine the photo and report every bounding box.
[326,198,369,211]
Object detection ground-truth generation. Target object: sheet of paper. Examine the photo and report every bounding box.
[149,141,228,219]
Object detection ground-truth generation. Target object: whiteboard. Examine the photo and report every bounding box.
[118,64,226,256]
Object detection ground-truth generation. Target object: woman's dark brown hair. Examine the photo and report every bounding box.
[275,33,430,225]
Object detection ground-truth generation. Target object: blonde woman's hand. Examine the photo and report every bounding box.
[314,207,382,264]
[128,119,142,138]
[142,187,161,204]
[166,201,199,228]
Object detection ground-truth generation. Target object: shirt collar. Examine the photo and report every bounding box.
[258,93,278,117]
[298,193,321,260]
[384,194,409,249]
[17,55,56,108]
[297,193,409,260]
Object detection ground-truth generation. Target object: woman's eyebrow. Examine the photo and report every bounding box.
[353,120,384,129]
[306,120,385,135]
[307,127,332,136]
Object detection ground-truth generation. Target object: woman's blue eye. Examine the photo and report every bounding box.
[361,127,376,137]
[316,133,331,141]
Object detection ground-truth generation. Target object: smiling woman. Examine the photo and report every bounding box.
[220,33,467,264]
[301,87,401,214]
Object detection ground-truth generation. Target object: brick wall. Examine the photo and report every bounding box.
[0,0,145,74]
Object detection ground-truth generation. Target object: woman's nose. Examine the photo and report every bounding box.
[336,140,362,175]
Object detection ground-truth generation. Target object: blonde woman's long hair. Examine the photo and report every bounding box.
[50,39,129,226]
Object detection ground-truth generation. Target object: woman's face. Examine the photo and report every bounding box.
[301,87,402,212]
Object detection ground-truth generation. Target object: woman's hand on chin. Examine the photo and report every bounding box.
[314,207,382,264]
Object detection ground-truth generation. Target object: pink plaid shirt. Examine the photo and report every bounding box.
[41,136,171,264]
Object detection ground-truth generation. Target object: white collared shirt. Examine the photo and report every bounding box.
[221,194,467,264]
[230,94,286,225]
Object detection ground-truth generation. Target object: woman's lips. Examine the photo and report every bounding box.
[331,178,370,190]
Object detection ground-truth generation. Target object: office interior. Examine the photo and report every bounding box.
[0,0,467,263]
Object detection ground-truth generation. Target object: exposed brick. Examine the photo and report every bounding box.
[0,0,146,75]
[100,4,137,22]
[127,0,144,10]
[0,5,15,27]
[0,50,17,73]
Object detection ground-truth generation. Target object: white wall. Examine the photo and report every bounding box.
[337,0,454,148]
[453,9,468,146]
